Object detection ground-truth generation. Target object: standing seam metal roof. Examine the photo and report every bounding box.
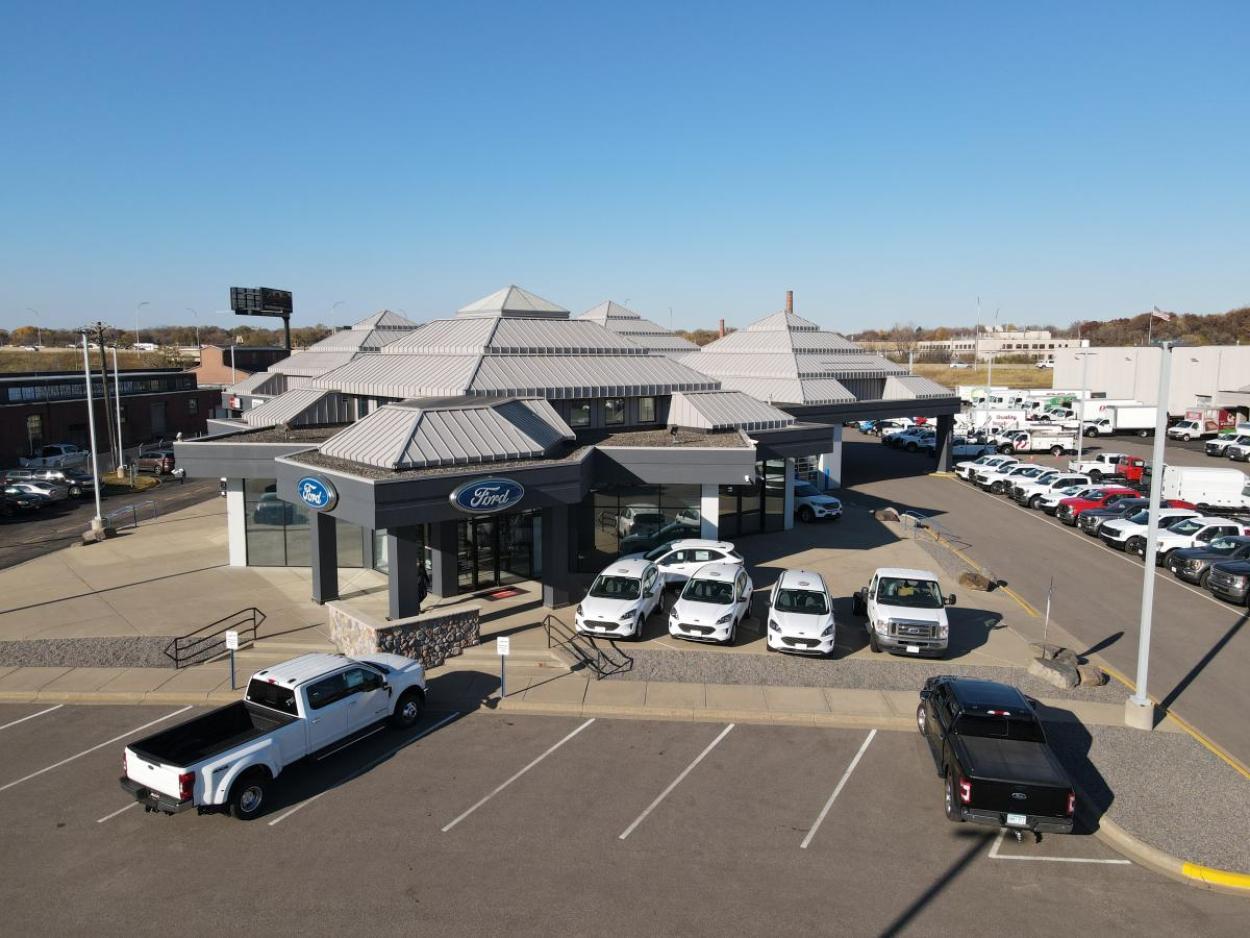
[668,391,795,431]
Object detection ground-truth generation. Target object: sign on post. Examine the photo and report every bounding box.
[497,636,511,699]
[225,630,240,650]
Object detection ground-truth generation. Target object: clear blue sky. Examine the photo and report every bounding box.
[2,1,1247,333]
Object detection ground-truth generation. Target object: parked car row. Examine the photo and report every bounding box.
[955,451,1250,606]
[1205,433,1250,462]
[0,466,98,519]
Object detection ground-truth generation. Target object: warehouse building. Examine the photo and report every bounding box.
[1053,345,1250,417]
[177,286,959,619]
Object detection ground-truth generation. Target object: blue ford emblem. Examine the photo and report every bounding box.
[297,476,337,511]
[450,478,525,514]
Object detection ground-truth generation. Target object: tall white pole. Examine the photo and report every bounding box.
[81,335,105,528]
[111,346,124,470]
[231,341,237,384]
[1075,353,1090,466]
[1126,342,1173,730]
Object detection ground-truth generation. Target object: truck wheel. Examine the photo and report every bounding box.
[906,442,918,453]
[1137,429,1150,438]
[390,689,425,729]
[1028,495,1042,509]
[1089,470,1103,483]
[1126,536,1145,556]
[798,505,815,523]
[1182,434,1192,442]
[228,770,270,821]
[1050,445,1064,456]
[944,773,962,823]
[868,630,881,653]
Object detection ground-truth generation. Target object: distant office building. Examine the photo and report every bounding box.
[0,369,218,465]
[189,345,292,388]
[916,329,1088,363]
[1053,345,1250,417]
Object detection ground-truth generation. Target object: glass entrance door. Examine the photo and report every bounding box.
[458,518,500,592]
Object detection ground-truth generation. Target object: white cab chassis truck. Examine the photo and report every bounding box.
[852,567,955,658]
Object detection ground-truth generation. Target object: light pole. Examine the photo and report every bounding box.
[80,334,105,536]
[986,307,1001,392]
[25,307,41,347]
[1125,341,1175,731]
[1073,351,1094,465]
[111,345,124,470]
[135,300,150,347]
[186,307,200,353]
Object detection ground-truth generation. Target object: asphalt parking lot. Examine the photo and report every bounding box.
[844,430,1250,770]
[1,703,1244,936]
[0,477,220,570]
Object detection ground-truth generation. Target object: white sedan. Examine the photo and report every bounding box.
[765,570,836,656]
[574,559,663,641]
[668,563,754,646]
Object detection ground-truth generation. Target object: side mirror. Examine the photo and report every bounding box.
[919,689,932,701]
[946,593,957,606]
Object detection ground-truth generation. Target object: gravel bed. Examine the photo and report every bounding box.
[1049,722,1250,872]
[0,637,176,669]
[603,647,1127,703]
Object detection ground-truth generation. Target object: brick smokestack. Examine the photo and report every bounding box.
[785,290,794,314]
[718,318,726,337]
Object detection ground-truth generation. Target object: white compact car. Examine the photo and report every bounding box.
[793,481,842,522]
[766,570,835,656]
[622,539,742,587]
[668,563,754,645]
[574,559,663,640]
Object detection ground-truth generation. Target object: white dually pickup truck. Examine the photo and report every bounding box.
[120,653,427,820]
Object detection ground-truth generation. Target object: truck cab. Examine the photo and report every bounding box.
[1153,517,1250,567]
[853,567,954,658]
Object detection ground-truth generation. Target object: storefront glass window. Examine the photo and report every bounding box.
[243,478,362,568]
[604,398,625,425]
[576,484,703,571]
[638,397,656,423]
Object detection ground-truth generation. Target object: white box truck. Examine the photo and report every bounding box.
[1082,404,1158,438]
[1160,466,1250,513]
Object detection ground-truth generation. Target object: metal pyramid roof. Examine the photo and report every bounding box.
[578,301,698,357]
[456,285,569,319]
[352,309,421,330]
[747,310,823,332]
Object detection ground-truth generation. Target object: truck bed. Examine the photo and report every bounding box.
[957,736,1067,788]
[129,701,297,767]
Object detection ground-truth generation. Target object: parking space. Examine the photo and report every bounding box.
[2,704,1244,935]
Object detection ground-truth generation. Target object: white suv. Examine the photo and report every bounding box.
[766,570,835,656]
[793,481,842,522]
[668,564,754,645]
[623,539,742,587]
[574,559,663,640]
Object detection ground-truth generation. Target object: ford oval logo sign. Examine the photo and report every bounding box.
[450,478,525,514]
[297,476,337,512]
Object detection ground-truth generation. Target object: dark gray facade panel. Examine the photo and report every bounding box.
[387,527,422,618]
[175,440,319,481]
[309,513,339,604]
[782,396,961,424]
[594,446,758,485]
[751,424,836,459]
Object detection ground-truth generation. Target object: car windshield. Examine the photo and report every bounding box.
[774,588,829,615]
[682,578,734,604]
[1169,519,1204,536]
[877,577,943,609]
[588,575,642,600]
[794,483,820,497]
[1207,537,1240,553]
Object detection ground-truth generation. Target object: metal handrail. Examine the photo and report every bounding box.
[105,499,158,530]
[543,614,633,680]
[164,606,266,669]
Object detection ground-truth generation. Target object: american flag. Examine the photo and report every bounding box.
[1151,306,1172,321]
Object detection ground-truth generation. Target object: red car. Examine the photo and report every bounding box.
[1055,486,1139,526]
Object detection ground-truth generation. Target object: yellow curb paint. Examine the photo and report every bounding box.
[1098,661,1250,783]
[1181,862,1250,891]
[943,543,1041,618]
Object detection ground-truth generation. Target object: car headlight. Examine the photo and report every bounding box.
[876,620,891,634]
[575,604,583,618]
[669,608,678,621]
[821,624,834,637]
[768,618,780,632]
[939,624,949,638]
[1229,575,1249,588]
[716,613,733,625]
[619,608,638,621]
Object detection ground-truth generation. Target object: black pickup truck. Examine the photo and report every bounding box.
[917,676,1075,835]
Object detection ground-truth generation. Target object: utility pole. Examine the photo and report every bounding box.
[135,300,149,347]
[84,321,119,471]
[1074,351,1093,466]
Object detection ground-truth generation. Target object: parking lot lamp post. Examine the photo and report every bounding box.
[1125,341,1174,731]
[1074,352,1093,466]
[80,334,106,536]
[111,346,124,473]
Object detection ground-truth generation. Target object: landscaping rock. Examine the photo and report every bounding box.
[1028,656,1080,689]
[1030,642,1064,661]
[874,507,901,523]
[1054,647,1080,667]
[958,570,994,591]
[1076,664,1109,687]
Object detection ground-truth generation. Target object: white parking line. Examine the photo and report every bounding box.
[988,829,1131,864]
[0,706,192,794]
[0,704,63,731]
[442,718,595,833]
[799,729,876,849]
[618,723,734,841]
[269,710,463,827]
[97,802,139,824]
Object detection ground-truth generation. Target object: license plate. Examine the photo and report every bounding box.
[1006,813,1027,827]
[906,645,920,654]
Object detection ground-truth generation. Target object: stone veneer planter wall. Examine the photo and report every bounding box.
[327,602,481,670]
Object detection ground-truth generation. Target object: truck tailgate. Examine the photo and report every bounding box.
[124,748,182,800]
